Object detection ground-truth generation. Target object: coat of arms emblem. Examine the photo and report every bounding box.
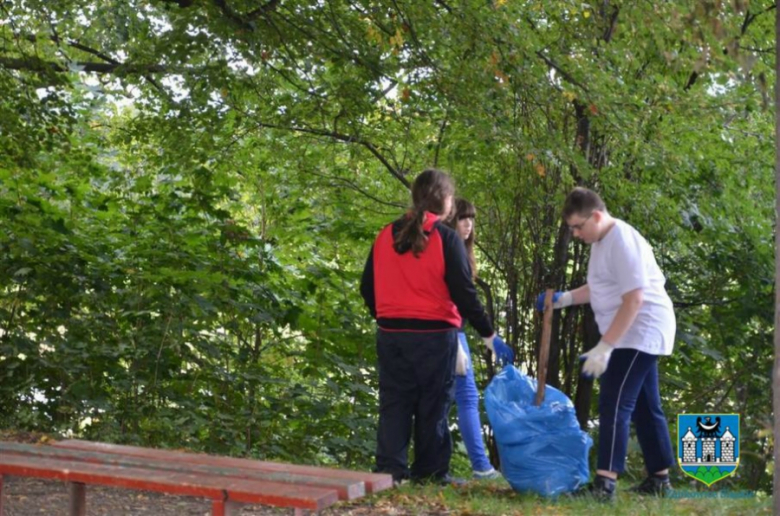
[678,413,739,486]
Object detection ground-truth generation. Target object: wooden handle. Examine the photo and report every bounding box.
[535,289,554,406]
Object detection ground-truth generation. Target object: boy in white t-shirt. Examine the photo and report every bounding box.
[537,187,676,501]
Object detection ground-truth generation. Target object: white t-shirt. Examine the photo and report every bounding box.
[587,219,676,356]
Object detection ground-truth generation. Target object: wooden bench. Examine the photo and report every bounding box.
[0,439,392,516]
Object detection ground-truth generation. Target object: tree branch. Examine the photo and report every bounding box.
[306,169,406,208]
[686,4,776,91]
[684,71,699,91]
[740,3,777,36]
[535,50,590,92]
[601,5,620,43]
[433,113,448,167]
[212,0,254,30]
[250,119,411,188]
[247,0,281,20]
[434,0,453,13]
[160,0,194,7]
[211,0,281,30]
[738,45,774,53]
[0,56,170,75]
[18,33,167,94]
[672,296,742,309]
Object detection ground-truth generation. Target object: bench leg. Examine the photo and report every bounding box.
[212,499,241,516]
[69,482,86,516]
[1,475,5,516]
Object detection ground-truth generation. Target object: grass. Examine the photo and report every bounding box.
[343,477,773,516]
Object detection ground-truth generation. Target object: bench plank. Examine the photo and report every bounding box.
[54,439,393,494]
[0,442,364,500]
[0,454,339,510]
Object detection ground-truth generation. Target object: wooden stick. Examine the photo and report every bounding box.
[535,289,554,406]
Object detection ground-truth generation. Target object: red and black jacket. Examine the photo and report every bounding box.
[360,212,494,337]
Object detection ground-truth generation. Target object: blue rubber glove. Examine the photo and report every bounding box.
[535,291,572,311]
[483,335,514,367]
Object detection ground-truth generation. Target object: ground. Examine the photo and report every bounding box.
[3,476,432,515]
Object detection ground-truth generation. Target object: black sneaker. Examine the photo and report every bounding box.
[571,475,617,502]
[628,475,672,496]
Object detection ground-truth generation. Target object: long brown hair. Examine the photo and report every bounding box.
[394,169,455,256]
[447,198,477,279]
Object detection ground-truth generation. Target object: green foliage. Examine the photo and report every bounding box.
[0,0,775,489]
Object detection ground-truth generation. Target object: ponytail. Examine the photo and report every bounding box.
[393,168,455,257]
[394,208,428,256]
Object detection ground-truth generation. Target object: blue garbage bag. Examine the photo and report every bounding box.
[485,365,592,497]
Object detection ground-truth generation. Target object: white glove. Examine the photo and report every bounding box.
[455,341,469,376]
[553,291,573,309]
[580,340,614,379]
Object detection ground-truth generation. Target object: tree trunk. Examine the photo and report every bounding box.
[546,222,573,388]
[574,306,600,430]
[773,4,780,513]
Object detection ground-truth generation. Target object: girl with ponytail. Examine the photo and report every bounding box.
[360,169,510,485]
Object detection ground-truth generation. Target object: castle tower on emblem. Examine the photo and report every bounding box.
[682,427,697,462]
[720,427,735,462]
[702,436,716,462]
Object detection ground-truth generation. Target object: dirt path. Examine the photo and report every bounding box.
[2,476,291,515]
[2,476,436,515]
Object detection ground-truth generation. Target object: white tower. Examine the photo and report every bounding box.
[702,437,716,463]
[682,427,697,462]
[720,427,735,462]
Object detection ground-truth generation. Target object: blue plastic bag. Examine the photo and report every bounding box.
[485,366,592,497]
